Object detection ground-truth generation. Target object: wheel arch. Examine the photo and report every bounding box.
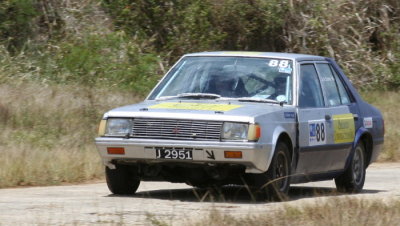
[349,127,374,168]
[276,132,294,161]
[268,127,295,172]
[266,126,294,172]
[359,133,373,167]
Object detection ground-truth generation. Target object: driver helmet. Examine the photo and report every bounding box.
[209,72,239,97]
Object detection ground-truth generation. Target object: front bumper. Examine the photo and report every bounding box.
[95,137,272,173]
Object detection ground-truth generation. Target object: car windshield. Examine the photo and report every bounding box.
[148,56,293,104]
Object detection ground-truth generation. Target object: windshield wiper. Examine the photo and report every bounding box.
[155,93,221,101]
[155,96,179,101]
[236,97,286,105]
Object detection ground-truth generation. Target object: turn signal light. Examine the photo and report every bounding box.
[224,151,242,159]
[98,120,107,136]
[247,124,261,141]
[107,147,125,155]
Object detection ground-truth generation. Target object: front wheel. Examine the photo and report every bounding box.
[105,164,140,195]
[335,142,366,193]
[248,142,291,201]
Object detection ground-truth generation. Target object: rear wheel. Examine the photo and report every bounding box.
[105,164,140,195]
[335,142,366,193]
[249,142,291,201]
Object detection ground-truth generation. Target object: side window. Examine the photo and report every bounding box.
[299,64,324,108]
[316,63,341,106]
[331,68,351,104]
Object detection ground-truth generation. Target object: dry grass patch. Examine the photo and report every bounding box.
[362,91,400,161]
[0,82,141,187]
[190,198,400,226]
[0,145,100,187]
[0,82,398,188]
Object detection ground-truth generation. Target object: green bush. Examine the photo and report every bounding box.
[0,0,63,52]
[0,32,162,95]
[0,0,37,51]
[102,0,223,61]
[387,40,400,88]
[283,0,400,88]
[101,0,287,62]
[102,0,400,88]
[1,0,400,90]
[49,33,162,94]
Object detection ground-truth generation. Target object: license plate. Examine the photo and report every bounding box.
[155,147,193,160]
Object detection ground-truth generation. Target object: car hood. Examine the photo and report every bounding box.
[104,100,290,123]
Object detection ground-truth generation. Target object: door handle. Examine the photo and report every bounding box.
[325,115,331,120]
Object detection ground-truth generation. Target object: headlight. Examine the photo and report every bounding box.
[222,122,249,140]
[105,118,132,136]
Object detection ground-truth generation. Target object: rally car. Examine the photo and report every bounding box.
[95,52,384,200]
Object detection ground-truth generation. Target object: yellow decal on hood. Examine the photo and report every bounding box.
[333,113,355,143]
[149,102,242,111]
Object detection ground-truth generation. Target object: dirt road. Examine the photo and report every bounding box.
[1,163,399,225]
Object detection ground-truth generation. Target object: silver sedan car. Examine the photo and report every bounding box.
[95,52,384,200]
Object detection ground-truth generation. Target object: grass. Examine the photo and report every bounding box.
[361,91,400,161]
[2,193,399,225]
[186,197,400,226]
[0,82,141,187]
[0,83,398,188]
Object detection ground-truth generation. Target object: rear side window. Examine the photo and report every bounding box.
[316,64,341,106]
[299,64,324,108]
[331,68,351,104]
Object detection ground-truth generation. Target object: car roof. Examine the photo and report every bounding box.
[184,51,326,62]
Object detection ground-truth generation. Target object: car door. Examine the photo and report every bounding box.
[296,62,355,175]
[315,63,355,170]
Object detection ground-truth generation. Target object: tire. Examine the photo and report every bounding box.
[335,142,366,193]
[248,142,291,201]
[105,164,140,195]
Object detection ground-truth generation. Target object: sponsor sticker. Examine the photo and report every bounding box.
[333,113,355,143]
[284,112,295,119]
[363,117,373,128]
[149,102,242,111]
[308,120,326,146]
[276,95,287,102]
[278,65,293,74]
